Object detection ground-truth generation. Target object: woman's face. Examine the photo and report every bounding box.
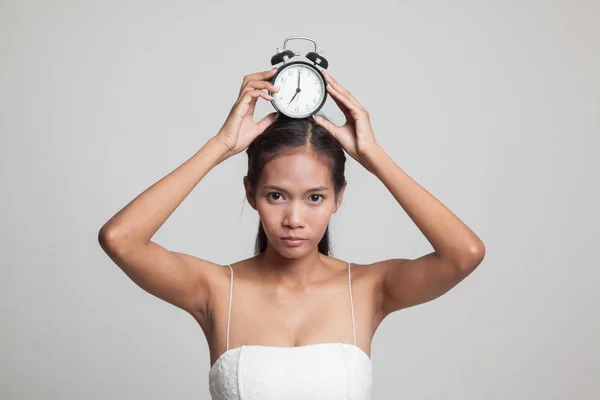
[244,151,346,255]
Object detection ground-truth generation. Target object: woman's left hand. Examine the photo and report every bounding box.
[313,70,380,168]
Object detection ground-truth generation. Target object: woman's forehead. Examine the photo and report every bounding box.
[260,152,331,185]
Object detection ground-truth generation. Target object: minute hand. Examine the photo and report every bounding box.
[297,70,301,102]
[288,70,302,105]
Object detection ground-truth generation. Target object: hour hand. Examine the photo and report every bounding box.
[288,91,298,105]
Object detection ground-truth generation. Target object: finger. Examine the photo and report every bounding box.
[326,84,367,121]
[244,68,278,83]
[312,114,339,140]
[324,80,353,115]
[256,111,279,133]
[239,69,278,96]
[235,89,273,113]
[233,89,273,118]
[241,80,280,97]
[323,70,364,109]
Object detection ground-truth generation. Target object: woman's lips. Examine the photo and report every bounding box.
[281,238,306,246]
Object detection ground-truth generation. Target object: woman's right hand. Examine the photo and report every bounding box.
[213,68,280,159]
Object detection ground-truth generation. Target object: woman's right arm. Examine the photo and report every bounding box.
[98,68,279,318]
[98,137,232,317]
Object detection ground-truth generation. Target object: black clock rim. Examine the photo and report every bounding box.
[268,60,328,119]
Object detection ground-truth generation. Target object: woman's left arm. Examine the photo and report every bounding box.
[366,145,485,268]
[314,70,485,316]
[363,145,486,315]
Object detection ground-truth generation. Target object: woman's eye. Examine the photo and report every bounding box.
[267,193,325,203]
[268,193,282,201]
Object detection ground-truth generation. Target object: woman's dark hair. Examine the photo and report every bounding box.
[245,113,347,256]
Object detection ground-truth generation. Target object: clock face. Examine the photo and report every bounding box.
[270,62,327,118]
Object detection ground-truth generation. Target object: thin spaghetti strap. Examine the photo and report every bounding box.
[348,262,357,346]
[225,264,234,351]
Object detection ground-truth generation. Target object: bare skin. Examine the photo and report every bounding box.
[200,255,382,369]
[98,67,485,372]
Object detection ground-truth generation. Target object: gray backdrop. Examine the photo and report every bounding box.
[1,0,598,398]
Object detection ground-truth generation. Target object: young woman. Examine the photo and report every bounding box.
[98,68,486,399]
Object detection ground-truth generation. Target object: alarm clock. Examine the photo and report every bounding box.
[268,36,330,119]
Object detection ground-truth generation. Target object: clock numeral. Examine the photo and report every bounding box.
[289,69,293,76]
[282,77,286,83]
[305,105,310,110]
[295,107,299,112]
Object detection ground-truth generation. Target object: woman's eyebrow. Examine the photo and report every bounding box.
[264,184,329,194]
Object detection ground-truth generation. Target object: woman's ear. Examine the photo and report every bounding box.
[243,176,257,210]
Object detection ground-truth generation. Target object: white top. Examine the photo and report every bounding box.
[208,262,373,399]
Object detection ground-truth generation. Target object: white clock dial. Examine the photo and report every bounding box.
[271,63,326,118]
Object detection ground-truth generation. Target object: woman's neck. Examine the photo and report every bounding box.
[254,244,330,289]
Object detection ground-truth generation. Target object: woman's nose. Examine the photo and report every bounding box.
[283,203,304,227]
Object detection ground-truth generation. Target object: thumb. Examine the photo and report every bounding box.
[256,111,278,133]
[313,114,338,140]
